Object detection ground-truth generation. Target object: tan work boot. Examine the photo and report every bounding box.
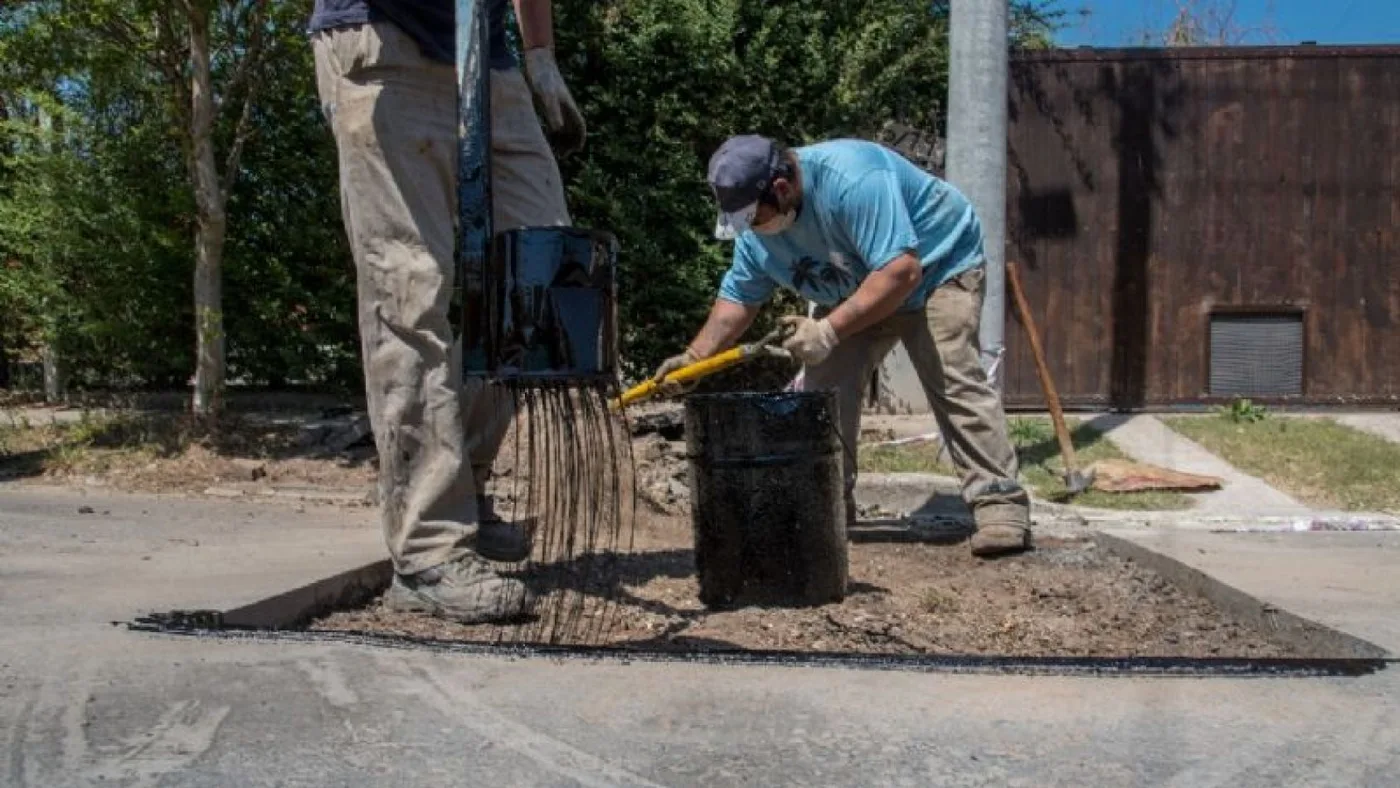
[969,523,1032,558]
[385,555,536,624]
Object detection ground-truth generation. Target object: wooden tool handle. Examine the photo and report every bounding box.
[1006,262,1079,469]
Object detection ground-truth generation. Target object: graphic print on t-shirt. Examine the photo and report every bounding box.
[789,254,855,301]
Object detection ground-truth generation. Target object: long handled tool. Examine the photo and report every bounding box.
[614,326,792,409]
[1006,261,1094,496]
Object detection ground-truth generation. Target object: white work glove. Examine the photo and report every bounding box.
[523,47,586,157]
[652,347,700,397]
[780,316,839,367]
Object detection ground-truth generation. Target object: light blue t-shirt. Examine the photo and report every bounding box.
[718,139,985,312]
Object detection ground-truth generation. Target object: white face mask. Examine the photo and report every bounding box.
[753,208,795,235]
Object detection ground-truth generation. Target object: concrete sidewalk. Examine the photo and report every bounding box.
[861,411,1319,519]
[1,485,384,630]
[1091,414,1311,516]
[1337,412,1400,445]
[3,486,1397,786]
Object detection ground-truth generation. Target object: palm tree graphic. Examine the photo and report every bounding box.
[790,256,821,294]
[818,261,853,296]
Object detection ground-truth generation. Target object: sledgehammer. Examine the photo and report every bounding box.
[1007,261,1094,496]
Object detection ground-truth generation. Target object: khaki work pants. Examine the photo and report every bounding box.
[313,22,571,574]
[807,265,1031,529]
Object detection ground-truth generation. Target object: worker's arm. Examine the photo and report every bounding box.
[651,299,760,385]
[514,0,585,154]
[699,239,774,354]
[688,298,762,357]
[513,0,554,49]
[826,169,925,339]
[822,251,922,339]
[652,240,770,384]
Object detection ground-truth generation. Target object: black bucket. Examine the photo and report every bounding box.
[685,391,848,609]
[462,226,619,381]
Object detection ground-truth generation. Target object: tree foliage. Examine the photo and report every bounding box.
[1133,0,1279,47]
[555,0,1061,374]
[0,0,1066,394]
[0,0,353,394]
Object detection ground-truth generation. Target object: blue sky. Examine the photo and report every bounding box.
[1058,0,1400,46]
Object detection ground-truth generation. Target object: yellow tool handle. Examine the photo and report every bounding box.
[614,346,748,408]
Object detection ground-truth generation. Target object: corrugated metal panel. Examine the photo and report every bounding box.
[1209,314,1304,397]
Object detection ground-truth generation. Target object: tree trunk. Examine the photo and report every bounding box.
[0,95,7,390]
[0,322,10,389]
[33,105,65,403]
[42,343,65,403]
[186,3,228,417]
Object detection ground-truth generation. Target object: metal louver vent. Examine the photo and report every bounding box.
[1208,312,1304,397]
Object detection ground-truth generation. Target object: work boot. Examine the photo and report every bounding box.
[969,523,1032,558]
[475,495,535,563]
[385,555,536,624]
[968,486,1033,558]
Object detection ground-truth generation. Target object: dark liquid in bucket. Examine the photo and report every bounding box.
[685,391,849,609]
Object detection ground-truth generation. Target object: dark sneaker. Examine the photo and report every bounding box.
[476,495,535,563]
[969,523,1032,558]
[385,555,535,624]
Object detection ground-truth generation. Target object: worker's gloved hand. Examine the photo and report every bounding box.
[524,48,586,157]
[780,316,839,367]
[652,348,700,397]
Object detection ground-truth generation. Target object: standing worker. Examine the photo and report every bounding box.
[309,0,586,622]
[655,135,1031,557]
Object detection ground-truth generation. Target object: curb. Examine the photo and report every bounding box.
[197,485,374,506]
[1042,502,1400,532]
[222,560,391,629]
[861,472,1400,533]
[852,472,965,518]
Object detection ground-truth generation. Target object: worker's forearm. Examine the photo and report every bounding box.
[513,0,554,50]
[825,253,923,339]
[689,299,760,358]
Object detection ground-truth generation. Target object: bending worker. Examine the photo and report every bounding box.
[310,0,584,622]
[655,135,1031,557]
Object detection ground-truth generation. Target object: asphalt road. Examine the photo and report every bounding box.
[2,485,1397,787]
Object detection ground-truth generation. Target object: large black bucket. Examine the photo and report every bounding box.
[462,226,619,381]
[685,391,848,609]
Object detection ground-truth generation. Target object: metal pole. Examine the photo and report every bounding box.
[946,0,1009,389]
[457,0,493,377]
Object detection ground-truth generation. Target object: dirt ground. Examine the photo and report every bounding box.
[312,512,1306,659]
[0,410,379,496]
[2,406,1310,659]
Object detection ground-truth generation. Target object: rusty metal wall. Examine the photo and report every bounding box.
[1004,46,1400,409]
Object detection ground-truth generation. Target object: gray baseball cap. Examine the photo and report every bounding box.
[707,134,780,240]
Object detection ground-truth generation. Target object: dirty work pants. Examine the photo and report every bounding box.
[806,265,1031,529]
[313,22,571,575]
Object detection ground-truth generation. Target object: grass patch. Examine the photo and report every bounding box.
[859,440,958,475]
[919,587,961,615]
[859,417,1192,511]
[1164,415,1400,513]
[2,411,182,478]
[1011,418,1192,510]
